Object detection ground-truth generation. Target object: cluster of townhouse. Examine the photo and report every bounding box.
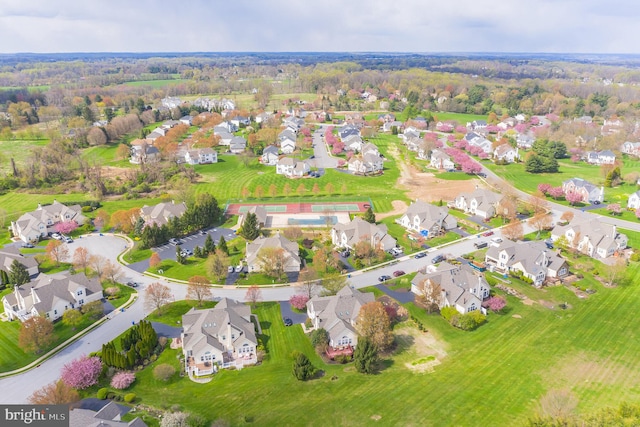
[551,215,628,259]
[10,200,86,243]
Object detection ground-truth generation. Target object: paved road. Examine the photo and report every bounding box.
[312,124,338,169]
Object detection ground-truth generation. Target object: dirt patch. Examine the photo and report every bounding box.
[102,166,132,180]
[512,314,522,319]
[376,200,409,220]
[370,415,382,421]
[394,323,447,374]
[522,298,536,306]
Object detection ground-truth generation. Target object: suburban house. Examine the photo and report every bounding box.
[343,134,364,152]
[231,116,250,127]
[429,149,455,170]
[493,144,519,163]
[276,157,310,178]
[467,120,488,131]
[561,178,604,204]
[404,136,422,152]
[454,188,504,219]
[261,145,280,166]
[628,191,640,210]
[397,201,458,237]
[382,121,403,132]
[347,153,383,175]
[255,112,274,124]
[411,262,490,315]
[229,136,247,154]
[130,143,160,165]
[279,135,297,154]
[242,206,267,228]
[465,132,493,154]
[585,150,616,165]
[621,141,640,157]
[516,133,535,149]
[331,217,397,251]
[400,127,420,143]
[70,401,147,427]
[306,286,375,355]
[215,122,238,133]
[361,142,380,157]
[2,272,103,322]
[140,200,187,227]
[179,115,193,126]
[551,215,628,259]
[0,246,39,279]
[485,240,569,287]
[11,201,86,243]
[181,298,258,376]
[339,125,360,141]
[215,131,234,146]
[184,148,217,165]
[245,234,301,273]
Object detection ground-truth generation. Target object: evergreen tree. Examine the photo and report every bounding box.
[204,234,215,255]
[218,236,228,255]
[0,269,9,289]
[353,337,378,374]
[240,212,261,240]
[176,245,186,264]
[193,246,203,258]
[9,260,30,287]
[292,352,315,381]
[133,217,145,236]
[363,206,376,224]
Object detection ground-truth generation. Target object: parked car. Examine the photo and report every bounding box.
[21,243,35,248]
[482,231,494,237]
[341,250,350,258]
[126,281,139,288]
[393,270,405,277]
[180,249,193,257]
[63,236,73,243]
[477,172,487,178]
[431,254,444,264]
[378,275,392,282]
[228,266,235,273]
[491,237,503,245]
[283,317,293,327]
[414,252,427,259]
[474,241,488,249]
[50,233,62,240]
[168,238,179,245]
[235,265,243,273]
[199,229,207,235]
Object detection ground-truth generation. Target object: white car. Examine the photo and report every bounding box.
[228,266,234,273]
[50,233,62,240]
[235,265,243,273]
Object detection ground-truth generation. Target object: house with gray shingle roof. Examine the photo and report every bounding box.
[2,272,103,322]
[0,246,39,278]
[245,234,301,273]
[11,201,86,243]
[628,190,640,210]
[261,145,280,166]
[561,178,604,204]
[306,286,375,350]
[485,240,569,287]
[397,201,457,237]
[70,401,147,427]
[140,200,187,227]
[454,188,504,219]
[331,217,396,251]
[181,298,258,376]
[551,215,627,259]
[411,262,490,315]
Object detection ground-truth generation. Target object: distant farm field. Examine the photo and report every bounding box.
[0,139,48,173]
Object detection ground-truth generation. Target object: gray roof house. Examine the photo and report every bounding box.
[397,201,457,237]
[454,188,503,219]
[561,178,604,204]
[331,217,396,251]
[485,240,569,287]
[464,132,492,154]
[2,272,103,322]
[261,145,280,166]
[551,215,627,259]
[11,201,86,243]
[245,234,301,273]
[182,298,258,376]
[229,136,247,153]
[306,286,375,349]
[0,246,39,278]
[411,262,490,315]
[70,401,147,427]
[242,206,268,228]
[140,200,187,227]
[347,153,383,175]
[621,141,640,157]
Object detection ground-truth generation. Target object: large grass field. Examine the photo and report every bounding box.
[0,139,49,174]
[108,265,640,425]
[431,111,487,124]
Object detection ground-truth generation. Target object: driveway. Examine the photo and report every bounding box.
[151,322,182,338]
[467,216,491,229]
[452,227,471,237]
[375,284,415,304]
[279,301,308,325]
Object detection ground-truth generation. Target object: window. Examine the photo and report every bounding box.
[54,310,57,315]
[76,290,83,296]
[79,299,84,304]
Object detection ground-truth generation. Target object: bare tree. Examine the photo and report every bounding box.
[205,249,230,282]
[144,282,173,315]
[321,272,348,296]
[415,279,442,314]
[502,221,524,241]
[102,259,124,283]
[560,210,574,224]
[356,301,393,351]
[46,240,69,266]
[72,246,91,274]
[257,247,287,281]
[528,213,553,238]
[297,267,320,299]
[528,193,549,215]
[245,285,262,308]
[538,389,578,420]
[18,316,55,354]
[89,254,106,278]
[186,276,212,306]
[602,257,627,287]
[28,380,79,405]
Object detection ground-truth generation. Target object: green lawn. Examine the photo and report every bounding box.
[146,300,218,326]
[0,139,48,174]
[103,282,136,309]
[432,111,487,124]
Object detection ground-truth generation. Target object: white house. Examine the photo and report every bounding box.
[397,201,457,237]
[361,142,380,157]
[261,145,280,166]
[411,263,490,315]
[454,188,503,219]
[181,298,258,376]
[429,149,455,170]
[185,148,217,165]
[276,157,310,178]
[11,201,86,243]
[280,135,297,154]
[465,132,492,154]
[245,234,301,273]
[621,141,640,157]
[331,217,396,251]
[562,178,604,204]
[2,272,103,322]
[343,134,364,152]
[347,153,383,175]
[585,150,616,165]
[306,286,375,352]
[628,191,640,210]
[493,144,518,163]
[551,215,627,259]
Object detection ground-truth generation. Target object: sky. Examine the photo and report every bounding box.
[1,0,640,54]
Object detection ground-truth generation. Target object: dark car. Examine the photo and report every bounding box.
[431,254,444,264]
[414,252,427,259]
[393,270,405,277]
[126,281,139,288]
[378,275,392,282]
[283,317,293,326]
[477,172,487,178]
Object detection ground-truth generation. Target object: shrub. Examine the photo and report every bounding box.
[292,353,315,381]
[153,364,176,381]
[310,328,329,347]
[110,371,135,390]
[97,388,108,400]
[440,306,458,322]
[304,318,312,329]
[124,393,136,403]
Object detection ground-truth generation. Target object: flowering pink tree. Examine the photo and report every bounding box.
[565,191,584,205]
[468,145,482,156]
[529,116,540,126]
[537,183,551,195]
[548,186,564,200]
[514,123,527,133]
[289,294,310,310]
[454,140,469,151]
[455,125,467,133]
[484,296,506,312]
[436,123,453,132]
[486,125,500,133]
[447,134,456,143]
[434,140,444,148]
[337,159,346,167]
[61,355,102,390]
[300,128,311,137]
[636,208,640,220]
[424,132,438,141]
[607,203,622,215]
[111,371,136,390]
[546,113,560,122]
[331,141,344,155]
[478,151,489,160]
[55,221,78,235]
[346,151,354,160]
[461,160,482,174]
